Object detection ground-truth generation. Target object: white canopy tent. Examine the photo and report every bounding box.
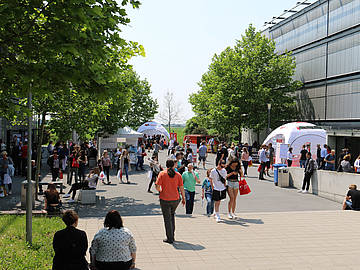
[99,126,143,152]
[137,121,170,139]
[263,122,327,165]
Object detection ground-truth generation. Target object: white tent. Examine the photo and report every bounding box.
[263,122,327,165]
[137,121,170,139]
[100,126,143,151]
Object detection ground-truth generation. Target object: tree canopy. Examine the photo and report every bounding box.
[0,0,144,97]
[190,25,302,139]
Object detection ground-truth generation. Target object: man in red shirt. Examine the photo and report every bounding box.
[155,159,185,244]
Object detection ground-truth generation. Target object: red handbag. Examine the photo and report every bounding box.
[257,164,261,172]
[59,171,63,179]
[239,179,251,195]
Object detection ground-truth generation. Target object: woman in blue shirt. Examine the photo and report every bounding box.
[201,169,214,216]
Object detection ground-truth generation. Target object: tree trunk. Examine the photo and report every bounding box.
[35,111,46,200]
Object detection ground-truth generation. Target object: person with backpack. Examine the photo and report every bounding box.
[298,152,316,194]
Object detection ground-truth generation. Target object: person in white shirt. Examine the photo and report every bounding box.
[354,155,360,173]
[209,160,227,223]
[287,147,293,167]
[63,168,99,203]
[258,145,267,180]
[168,139,174,155]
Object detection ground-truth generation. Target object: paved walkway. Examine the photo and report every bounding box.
[79,210,360,270]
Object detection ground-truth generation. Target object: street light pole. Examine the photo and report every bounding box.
[267,103,271,135]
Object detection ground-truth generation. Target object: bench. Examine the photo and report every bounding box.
[39,179,64,194]
[78,189,97,204]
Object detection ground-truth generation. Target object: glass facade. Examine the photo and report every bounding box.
[268,0,360,123]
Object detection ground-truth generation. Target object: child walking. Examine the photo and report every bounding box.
[202,169,214,216]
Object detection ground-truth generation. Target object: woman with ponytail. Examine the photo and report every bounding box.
[155,159,185,244]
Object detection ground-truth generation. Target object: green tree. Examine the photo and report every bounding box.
[0,0,143,243]
[122,71,158,129]
[190,25,302,140]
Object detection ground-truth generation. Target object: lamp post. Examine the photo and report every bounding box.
[267,103,271,135]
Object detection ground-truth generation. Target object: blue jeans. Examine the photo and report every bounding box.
[123,163,129,180]
[205,193,214,215]
[300,160,306,168]
[185,190,195,214]
[136,156,144,170]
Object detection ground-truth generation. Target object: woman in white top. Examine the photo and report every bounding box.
[241,147,250,176]
[209,160,227,223]
[354,155,360,173]
[90,210,136,270]
[287,148,293,167]
[63,168,100,203]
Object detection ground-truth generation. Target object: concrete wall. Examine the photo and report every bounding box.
[288,167,360,203]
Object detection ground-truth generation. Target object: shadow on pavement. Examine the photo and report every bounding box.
[75,196,161,218]
[172,241,205,251]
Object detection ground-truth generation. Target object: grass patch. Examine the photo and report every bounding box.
[166,127,185,144]
[0,215,64,270]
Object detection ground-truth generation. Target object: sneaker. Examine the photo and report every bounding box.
[215,216,221,223]
[231,213,237,219]
[68,198,75,203]
[0,193,4,198]
[147,190,153,193]
[8,191,12,195]
[228,213,233,219]
[302,190,309,194]
[163,239,174,244]
[63,194,70,198]
[297,189,304,193]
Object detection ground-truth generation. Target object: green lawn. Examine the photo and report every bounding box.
[166,127,185,143]
[0,215,64,270]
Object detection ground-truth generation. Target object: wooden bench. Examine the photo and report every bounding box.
[39,179,64,194]
[78,189,97,204]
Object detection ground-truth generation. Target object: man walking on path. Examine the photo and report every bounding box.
[155,160,185,244]
[136,144,145,171]
[182,164,200,215]
[298,152,316,194]
[258,145,267,180]
[198,141,208,169]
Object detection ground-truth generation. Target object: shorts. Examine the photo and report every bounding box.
[199,156,206,162]
[227,181,239,189]
[212,189,226,201]
[266,161,271,169]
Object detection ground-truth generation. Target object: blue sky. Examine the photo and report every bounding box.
[122,0,299,123]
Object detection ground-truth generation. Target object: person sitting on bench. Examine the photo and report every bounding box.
[44,183,62,213]
[63,168,99,203]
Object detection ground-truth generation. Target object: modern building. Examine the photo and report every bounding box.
[263,0,360,157]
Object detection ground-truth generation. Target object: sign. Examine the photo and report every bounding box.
[189,143,197,164]
[170,132,177,141]
[275,143,289,164]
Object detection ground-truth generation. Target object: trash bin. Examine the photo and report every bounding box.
[88,157,96,168]
[21,180,35,209]
[278,167,290,188]
[273,164,287,186]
